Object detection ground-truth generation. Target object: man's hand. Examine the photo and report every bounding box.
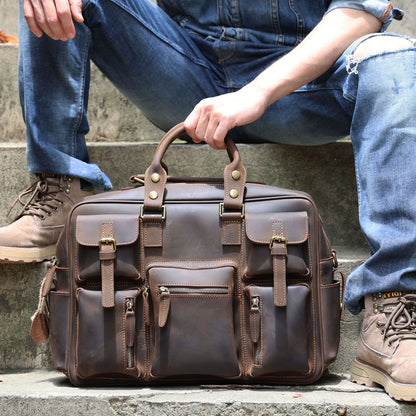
[184,86,268,149]
[23,0,84,41]
[184,8,381,150]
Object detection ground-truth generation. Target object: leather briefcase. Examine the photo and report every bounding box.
[31,123,343,386]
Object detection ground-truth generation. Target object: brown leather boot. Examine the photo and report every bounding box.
[0,175,94,263]
[351,292,416,401]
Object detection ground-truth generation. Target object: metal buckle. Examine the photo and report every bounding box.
[269,235,288,249]
[140,205,166,221]
[98,237,116,251]
[130,175,145,185]
[331,249,339,268]
[219,203,245,218]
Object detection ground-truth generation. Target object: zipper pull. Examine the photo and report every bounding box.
[158,286,171,328]
[249,296,261,343]
[125,298,135,369]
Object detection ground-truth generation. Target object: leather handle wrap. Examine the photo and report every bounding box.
[143,122,247,214]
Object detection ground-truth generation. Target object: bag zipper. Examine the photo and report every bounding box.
[158,285,229,328]
[159,286,229,295]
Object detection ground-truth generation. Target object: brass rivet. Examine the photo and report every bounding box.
[230,189,239,199]
[151,173,160,183]
[149,191,158,200]
[231,170,241,180]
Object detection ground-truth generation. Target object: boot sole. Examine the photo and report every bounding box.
[351,359,416,401]
[0,245,56,263]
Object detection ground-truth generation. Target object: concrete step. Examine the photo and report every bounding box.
[0,44,164,143]
[2,370,416,416]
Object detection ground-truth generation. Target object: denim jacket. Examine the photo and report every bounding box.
[158,0,404,46]
[327,0,404,32]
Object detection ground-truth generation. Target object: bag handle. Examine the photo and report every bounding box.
[142,122,247,218]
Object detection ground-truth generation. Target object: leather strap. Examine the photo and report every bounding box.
[142,122,247,217]
[271,240,288,307]
[100,223,116,308]
[142,214,163,247]
[221,212,243,246]
[30,260,56,343]
[41,260,57,297]
[223,136,246,212]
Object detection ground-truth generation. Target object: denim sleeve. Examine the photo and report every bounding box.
[326,1,404,32]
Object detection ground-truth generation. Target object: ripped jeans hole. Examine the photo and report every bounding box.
[346,55,361,75]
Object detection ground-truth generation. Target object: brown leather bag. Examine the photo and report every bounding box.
[31,123,343,386]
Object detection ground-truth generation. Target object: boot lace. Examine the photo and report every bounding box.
[7,178,66,221]
[380,295,416,346]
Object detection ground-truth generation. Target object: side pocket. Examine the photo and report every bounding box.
[75,288,142,380]
[320,281,341,368]
[245,284,312,377]
[148,265,241,379]
[49,291,69,372]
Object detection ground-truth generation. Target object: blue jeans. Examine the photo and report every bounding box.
[18,0,416,313]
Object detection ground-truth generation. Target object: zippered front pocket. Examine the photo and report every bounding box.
[148,265,241,379]
[76,288,142,380]
[245,284,312,377]
[156,285,230,327]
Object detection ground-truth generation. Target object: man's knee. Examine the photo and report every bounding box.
[352,35,414,60]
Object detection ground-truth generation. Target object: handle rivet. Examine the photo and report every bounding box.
[151,173,160,183]
[149,191,158,200]
[230,189,239,198]
[231,170,241,180]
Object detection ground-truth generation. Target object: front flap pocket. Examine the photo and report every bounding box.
[75,214,141,284]
[244,211,310,278]
[76,288,141,380]
[148,264,240,379]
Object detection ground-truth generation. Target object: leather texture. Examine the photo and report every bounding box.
[34,123,342,386]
